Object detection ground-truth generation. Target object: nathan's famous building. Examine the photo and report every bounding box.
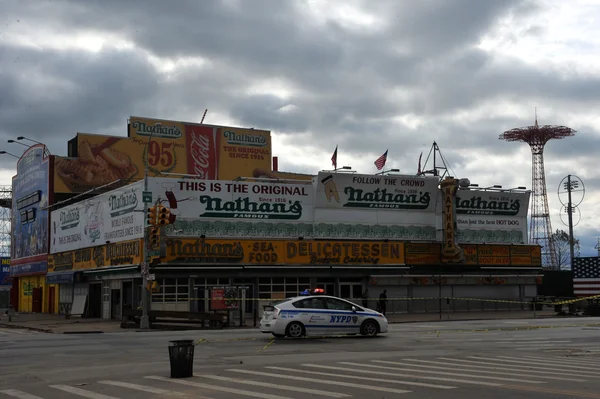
[10,116,309,314]
[12,116,540,321]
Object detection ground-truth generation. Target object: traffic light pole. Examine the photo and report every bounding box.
[140,132,154,330]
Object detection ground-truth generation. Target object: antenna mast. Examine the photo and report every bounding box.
[418,142,456,180]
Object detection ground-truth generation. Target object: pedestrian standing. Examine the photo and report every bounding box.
[379,290,388,315]
[362,289,369,308]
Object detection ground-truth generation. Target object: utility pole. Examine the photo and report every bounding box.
[567,175,575,268]
[140,130,156,330]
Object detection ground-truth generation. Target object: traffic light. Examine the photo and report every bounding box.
[157,206,171,226]
[147,206,158,227]
[149,227,159,249]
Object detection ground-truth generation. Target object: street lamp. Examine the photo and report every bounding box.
[16,137,51,156]
[7,140,29,148]
[376,168,400,176]
[0,151,20,159]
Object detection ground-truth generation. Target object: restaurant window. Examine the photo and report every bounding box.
[152,278,189,303]
[258,277,310,300]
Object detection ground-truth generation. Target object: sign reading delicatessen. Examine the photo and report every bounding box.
[48,239,142,272]
[156,239,541,268]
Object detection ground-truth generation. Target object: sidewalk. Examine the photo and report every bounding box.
[384,308,558,324]
[1,308,563,334]
[0,313,122,334]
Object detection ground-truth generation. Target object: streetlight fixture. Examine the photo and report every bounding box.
[376,168,400,176]
[16,136,51,156]
[0,151,20,159]
[7,140,29,148]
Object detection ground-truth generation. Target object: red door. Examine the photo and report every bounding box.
[48,287,55,314]
[10,278,19,311]
[32,287,43,313]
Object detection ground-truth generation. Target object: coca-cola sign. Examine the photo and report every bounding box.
[185,125,218,180]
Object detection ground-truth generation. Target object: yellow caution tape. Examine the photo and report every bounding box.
[154,294,600,307]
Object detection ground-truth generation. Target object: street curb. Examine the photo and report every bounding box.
[388,315,560,324]
[62,331,104,334]
[0,323,53,334]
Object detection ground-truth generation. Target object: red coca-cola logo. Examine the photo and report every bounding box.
[186,126,217,180]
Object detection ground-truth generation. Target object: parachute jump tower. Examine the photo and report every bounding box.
[499,116,575,268]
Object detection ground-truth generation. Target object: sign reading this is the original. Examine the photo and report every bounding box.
[148,177,314,222]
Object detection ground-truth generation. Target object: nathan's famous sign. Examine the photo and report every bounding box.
[455,189,531,245]
[130,116,272,181]
[148,177,314,238]
[163,238,404,266]
[313,172,441,242]
[48,239,143,272]
[54,117,272,193]
[316,173,437,210]
[50,181,145,254]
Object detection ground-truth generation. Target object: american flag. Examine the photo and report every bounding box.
[331,145,338,169]
[573,257,600,296]
[374,150,388,170]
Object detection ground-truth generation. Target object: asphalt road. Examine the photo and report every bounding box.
[2,317,600,398]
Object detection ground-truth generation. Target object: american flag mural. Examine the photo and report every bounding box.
[573,257,600,297]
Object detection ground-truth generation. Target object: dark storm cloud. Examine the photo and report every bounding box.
[0,43,159,167]
[1,0,599,253]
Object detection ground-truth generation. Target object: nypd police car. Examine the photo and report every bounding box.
[260,289,388,338]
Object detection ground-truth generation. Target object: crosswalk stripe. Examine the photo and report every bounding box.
[495,356,600,371]
[399,359,585,382]
[468,356,600,375]
[520,355,600,366]
[302,363,501,387]
[0,389,45,399]
[292,364,461,389]
[510,341,571,344]
[196,374,350,398]
[145,376,294,399]
[273,366,456,389]
[362,361,545,384]
[226,369,412,395]
[49,385,120,399]
[98,380,191,397]
[438,357,600,378]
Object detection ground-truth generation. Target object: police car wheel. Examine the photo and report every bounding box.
[285,322,305,338]
[361,320,379,337]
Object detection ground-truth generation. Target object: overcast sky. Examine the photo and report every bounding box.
[1,0,599,257]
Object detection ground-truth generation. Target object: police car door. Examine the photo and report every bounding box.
[324,297,361,334]
[295,297,328,336]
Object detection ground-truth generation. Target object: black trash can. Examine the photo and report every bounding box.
[168,340,195,378]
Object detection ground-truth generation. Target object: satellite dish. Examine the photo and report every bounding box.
[458,178,470,188]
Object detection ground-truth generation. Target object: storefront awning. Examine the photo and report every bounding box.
[46,271,83,284]
[83,265,139,277]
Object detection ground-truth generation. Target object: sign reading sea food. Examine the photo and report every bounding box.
[147,177,314,238]
[50,181,146,253]
[315,172,439,211]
